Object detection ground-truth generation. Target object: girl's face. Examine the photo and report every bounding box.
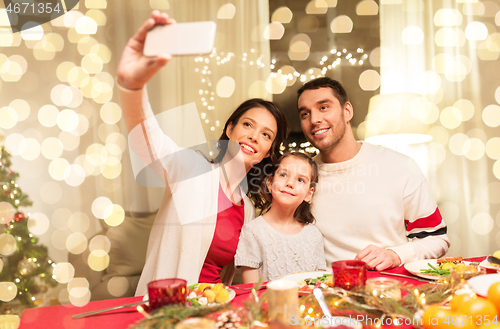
[226,107,277,171]
[267,156,315,208]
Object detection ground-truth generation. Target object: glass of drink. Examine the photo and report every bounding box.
[147,278,187,311]
[331,260,367,290]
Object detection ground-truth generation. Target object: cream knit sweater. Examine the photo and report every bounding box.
[312,142,450,266]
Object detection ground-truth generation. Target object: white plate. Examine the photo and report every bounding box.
[404,259,471,280]
[279,271,332,284]
[479,259,500,272]
[469,273,500,297]
[315,316,362,329]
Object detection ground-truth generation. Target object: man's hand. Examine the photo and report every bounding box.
[355,245,401,270]
[116,10,174,90]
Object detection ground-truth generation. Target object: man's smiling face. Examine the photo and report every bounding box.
[297,87,352,154]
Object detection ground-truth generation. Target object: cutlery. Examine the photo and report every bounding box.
[72,300,148,319]
[488,256,500,266]
[313,288,333,318]
[380,272,435,283]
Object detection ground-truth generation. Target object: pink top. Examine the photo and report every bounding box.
[198,184,245,283]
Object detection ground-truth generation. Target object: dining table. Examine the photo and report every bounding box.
[18,256,488,329]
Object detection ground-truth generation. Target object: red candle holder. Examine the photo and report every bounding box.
[331,260,367,290]
[147,278,187,311]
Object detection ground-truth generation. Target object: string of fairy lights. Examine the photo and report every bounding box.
[192,47,369,155]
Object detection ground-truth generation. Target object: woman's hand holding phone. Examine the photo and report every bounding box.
[116,10,175,91]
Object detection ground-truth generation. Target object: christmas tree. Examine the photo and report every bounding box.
[0,144,57,312]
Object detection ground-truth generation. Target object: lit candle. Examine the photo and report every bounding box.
[136,305,151,319]
[366,277,401,301]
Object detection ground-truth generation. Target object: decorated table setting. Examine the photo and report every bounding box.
[17,255,500,329]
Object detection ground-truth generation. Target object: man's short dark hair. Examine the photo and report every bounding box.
[297,77,349,107]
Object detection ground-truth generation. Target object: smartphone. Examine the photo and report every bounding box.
[144,21,217,56]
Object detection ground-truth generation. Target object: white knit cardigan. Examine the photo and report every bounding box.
[118,86,255,296]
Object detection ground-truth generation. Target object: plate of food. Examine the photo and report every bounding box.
[279,271,333,296]
[404,257,474,280]
[468,273,500,297]
[479,252,500,271]
[479,259,500,271]
[186,283,235,307]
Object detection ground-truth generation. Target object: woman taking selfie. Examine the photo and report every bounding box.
[116,11,288,296]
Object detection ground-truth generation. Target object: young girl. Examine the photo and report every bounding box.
[235,152,326,282]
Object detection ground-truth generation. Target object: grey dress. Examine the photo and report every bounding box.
[234,216,327,281]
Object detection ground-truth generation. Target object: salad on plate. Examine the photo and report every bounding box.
[186,283,235,307]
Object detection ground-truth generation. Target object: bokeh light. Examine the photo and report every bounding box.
[463,138,485,161]
[486,137,500,160]
[435,28,462,47]
[434,8,462,26]
[53,263,75,284]
[330,15,353,33]
[465,21,488,40]
[27,213,50,235]
[440,106,462,129]
[9,99,29,122]
[0,282,17,302]
[103,204,125,227]
[107,277,129,297]
[68,277,90,307]
[401,26,424,44]
[64,164,86,187]
[217,3,236,19]
[87,250,110,272]
[306,0,328,14]
[271,6,293,23]
[68,212,91,233]
[0,107,17,129]
[356,0,378,15]
[471,213,494,235]
[89,235,111,254]
[49,158,70,181]
[358,70,380,91]
[4,133,24,156]
[482,104,500,127]
[18,138,40,161]
[449,133,469,156]
[0,202,15,225]
[92,196,112,219]
[264,22,285,40]
[495,160,500,180]
[0,234,16,256]
[66,233,88,254]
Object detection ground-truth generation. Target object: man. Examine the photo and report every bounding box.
[297,77,449,270]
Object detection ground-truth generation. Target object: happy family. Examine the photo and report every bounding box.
[116,12,450,296]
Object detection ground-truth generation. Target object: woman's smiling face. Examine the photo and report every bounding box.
[226,106,277,171]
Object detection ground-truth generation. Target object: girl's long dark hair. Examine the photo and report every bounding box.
[260,152,319,224]
[213,98,288,211]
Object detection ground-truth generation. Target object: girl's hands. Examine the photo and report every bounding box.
[116,10,175,90]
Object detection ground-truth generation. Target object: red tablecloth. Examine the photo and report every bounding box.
[18,257,487,329]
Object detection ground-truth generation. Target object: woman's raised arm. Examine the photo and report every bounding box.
[117,10,174,91]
